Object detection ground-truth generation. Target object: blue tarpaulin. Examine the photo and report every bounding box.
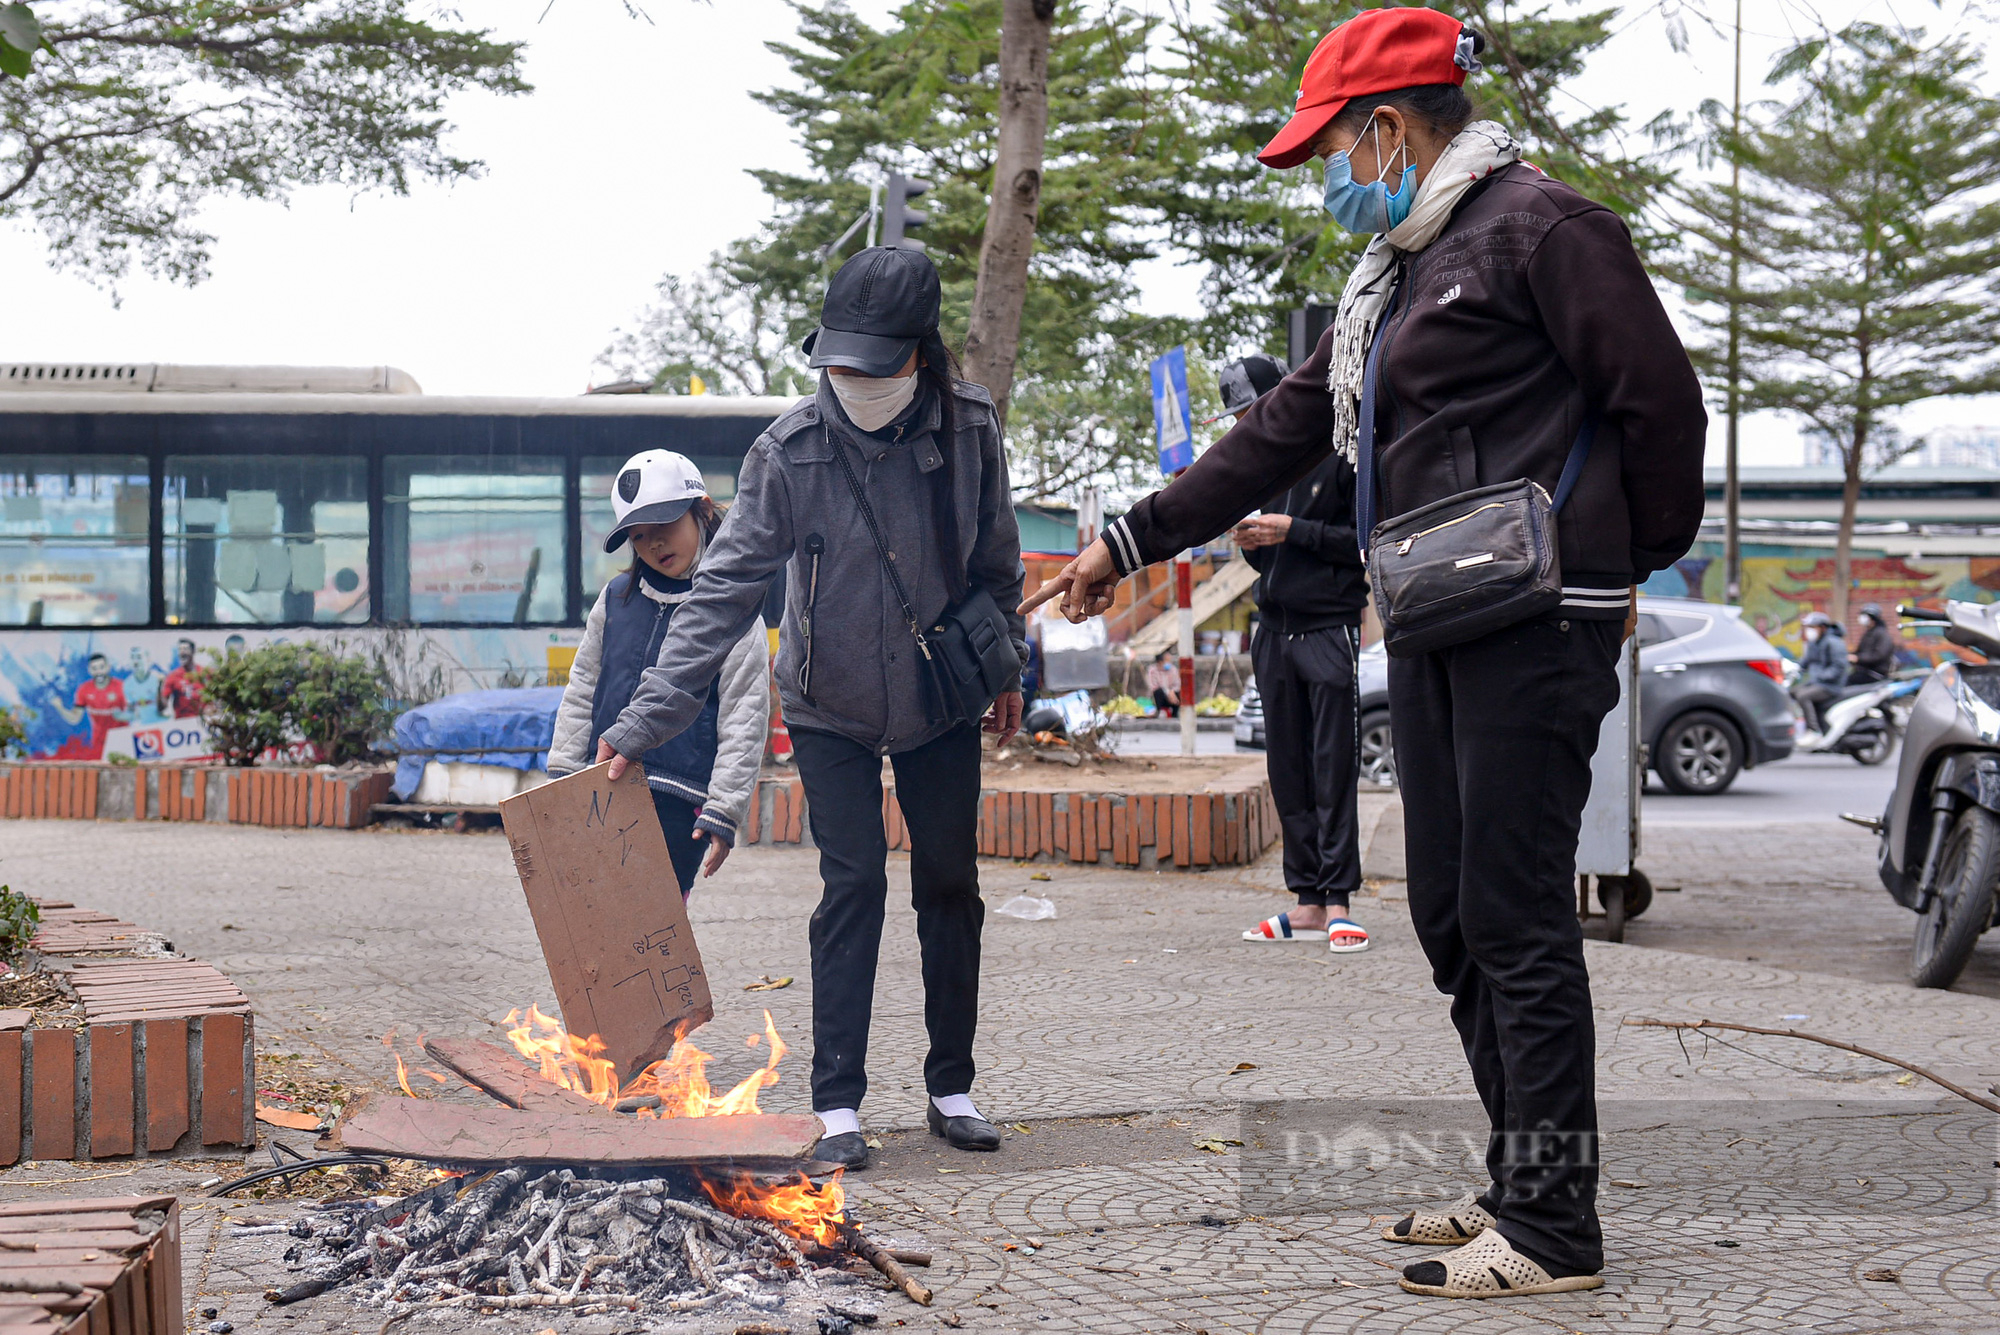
[391,687,563,801]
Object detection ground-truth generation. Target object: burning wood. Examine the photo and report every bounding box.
[263,1163,895,1321]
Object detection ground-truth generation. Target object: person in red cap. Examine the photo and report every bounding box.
[1037,5,1707,1300]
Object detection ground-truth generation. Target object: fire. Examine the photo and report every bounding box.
[500,1005,842,1241]
[500,1005,790,1116]
[698,1168,846,1247]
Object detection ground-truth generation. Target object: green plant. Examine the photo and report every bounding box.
[197,643,394,767]
[0,884,40,963]
[0,706,25,758]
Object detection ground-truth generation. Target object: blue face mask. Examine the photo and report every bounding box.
[1321,121,1417,234]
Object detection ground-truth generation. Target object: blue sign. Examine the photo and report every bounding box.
[1151,347,1194,475]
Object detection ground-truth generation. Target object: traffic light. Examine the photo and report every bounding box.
[881,173,931,250]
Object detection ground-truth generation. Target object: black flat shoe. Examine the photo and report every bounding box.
[815,1131,871,1170]
[926,1102,1000,1151]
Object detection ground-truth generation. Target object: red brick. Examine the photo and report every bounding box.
[1038,794,1054,855]
[191,768,207,822]
[1098,797,1112,860]
[30,766,46,819]
[1171,797,1190,867]
[0,1029,20,1166]
[141,1019,188,1152]
[87,1025,134,1158]
[133,768,147,822]
[786,782,804,842]
[1079,798,1096,862]
[290,773,307,827]
[1192,794,1213,866]
[83,768,99,820]
[772,782,790,845]
[977,794,993,855]
[30,1030,76,1160]
[200,1012,247,1146]
[1008,793,1024,858]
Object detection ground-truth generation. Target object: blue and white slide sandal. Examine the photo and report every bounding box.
[1327,919,1371,953]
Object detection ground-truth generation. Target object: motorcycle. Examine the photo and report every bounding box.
[1794,673,1924,765]
[1850,602,2000,988]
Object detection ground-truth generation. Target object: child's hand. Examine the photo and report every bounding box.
[596,737,629,780]
[699,831,731,878]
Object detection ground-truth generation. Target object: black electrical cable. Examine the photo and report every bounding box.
[208,1155,392,1197]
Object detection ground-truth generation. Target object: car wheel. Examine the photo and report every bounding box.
[1911,806,1999,989]
[1359,710,1396,787]
[1656,711,1742,795]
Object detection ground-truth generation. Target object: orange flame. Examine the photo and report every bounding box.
[501,1005,789,1117]
[698,1168,845,1246]
[501,1005,840,1238]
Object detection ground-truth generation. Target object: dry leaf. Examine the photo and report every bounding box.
[1030,872,1052,881]
[254,1104,322,1132]
[1011,1122,1033,1134]
[1895,1072,1915,1085]
[938,1167,961,1174]
[864,1136,883,1148]
[743,975,794,992]
[1862,1268,1901,1283]
[1230,1062,1258,1072]
[1194,1137,1243,1154]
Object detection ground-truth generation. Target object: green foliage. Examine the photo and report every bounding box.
[0,884,39,963]
[3,2,528,284]
[0,3,47,80]
[0,705,24,757]
[196,643,393,767]
[608,1,1646,502]
[1664,23,2000,460]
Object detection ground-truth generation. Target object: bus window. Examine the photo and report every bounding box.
[164,456,369,626]
[0,456,150,626]
[385,456,566,624]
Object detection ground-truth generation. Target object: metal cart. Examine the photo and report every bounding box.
[1575,635,1654,941]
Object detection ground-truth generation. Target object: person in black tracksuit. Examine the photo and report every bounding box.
[1224,355,1373,953]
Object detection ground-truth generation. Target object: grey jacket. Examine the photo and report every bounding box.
[546,576,769,844]
[603,378,1027,759]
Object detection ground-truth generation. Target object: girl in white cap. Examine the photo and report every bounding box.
[547,450,770,895]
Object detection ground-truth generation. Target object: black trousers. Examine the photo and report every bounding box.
[1387,616,1621,1275]
[790,724,984,1113]
[650,790,704,898]
[1252,623,1361,908]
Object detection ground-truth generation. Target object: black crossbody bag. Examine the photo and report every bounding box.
[1356,277,1598,658]
[830,439,1020,728]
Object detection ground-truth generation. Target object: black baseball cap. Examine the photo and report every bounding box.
[1202,353,1289,423]
[803,246,942,377]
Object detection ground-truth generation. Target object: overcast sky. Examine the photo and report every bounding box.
[6,0,1999,471]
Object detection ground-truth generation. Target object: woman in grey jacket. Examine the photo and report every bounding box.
[597,247,1028,1171]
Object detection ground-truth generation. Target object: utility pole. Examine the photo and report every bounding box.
[1723,0,1744,605]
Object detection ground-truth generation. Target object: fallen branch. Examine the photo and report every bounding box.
[840,1223,932,1306]
[1624,1018,2000,1115]
[0,1278,85,1296]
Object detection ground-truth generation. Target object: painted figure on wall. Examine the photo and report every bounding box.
[158,638,202,718]
[51,652,130,759]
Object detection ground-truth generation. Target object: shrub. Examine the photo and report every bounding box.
[0,885,39,964]
[197,643,394,767]
[0,707,24,758]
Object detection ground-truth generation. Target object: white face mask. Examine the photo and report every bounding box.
[829,370,920,432]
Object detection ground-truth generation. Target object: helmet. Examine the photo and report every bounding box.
[1802,612,1834,629]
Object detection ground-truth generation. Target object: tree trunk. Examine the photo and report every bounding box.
[962,0,1055,427]
[1833,425,1866,631]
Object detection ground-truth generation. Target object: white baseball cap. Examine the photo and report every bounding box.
[604,450,708,552]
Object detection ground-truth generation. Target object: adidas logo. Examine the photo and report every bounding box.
[1437,284,1462,305]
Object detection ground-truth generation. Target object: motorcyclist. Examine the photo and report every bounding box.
[1794,612,1847,734]
[1850,604,1898,684]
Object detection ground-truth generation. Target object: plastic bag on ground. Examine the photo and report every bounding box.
[994,894,1057,921]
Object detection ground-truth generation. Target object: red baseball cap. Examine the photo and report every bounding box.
[1258,8,1479,170]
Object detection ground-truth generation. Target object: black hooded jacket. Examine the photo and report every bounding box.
[1244,453,1369,633]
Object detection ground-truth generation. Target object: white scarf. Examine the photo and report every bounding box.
[1325,121,1521,464]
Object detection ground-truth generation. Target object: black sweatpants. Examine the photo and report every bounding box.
[650,789,704,898]
[1387,616,1622,1275]
[1252,623,1362,909]
[790,724,984,1113]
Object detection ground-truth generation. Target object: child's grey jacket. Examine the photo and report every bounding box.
[601,378,1026,760]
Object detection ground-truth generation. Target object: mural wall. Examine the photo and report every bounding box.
[1641,541,2000,663]
[0,626,583,761]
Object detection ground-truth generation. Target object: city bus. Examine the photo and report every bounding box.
[0,364,789,760]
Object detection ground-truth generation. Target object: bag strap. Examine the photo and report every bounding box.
[828,434,934,663]
[1355,265,1599,551]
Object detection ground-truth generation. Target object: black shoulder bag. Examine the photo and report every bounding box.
[830,438,1020,728]
[1357,276,1599,658]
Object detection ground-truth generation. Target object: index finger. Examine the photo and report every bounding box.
[1017,578,1067,616]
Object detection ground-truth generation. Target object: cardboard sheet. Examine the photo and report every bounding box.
[500,762,713,1087]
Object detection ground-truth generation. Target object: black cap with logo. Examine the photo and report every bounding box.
[803,246,942,378]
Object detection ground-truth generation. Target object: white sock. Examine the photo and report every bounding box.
[816,1108,861,1138]
[931,1093,982,1121]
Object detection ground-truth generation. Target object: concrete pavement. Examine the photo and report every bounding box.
[0,816,1994,1334]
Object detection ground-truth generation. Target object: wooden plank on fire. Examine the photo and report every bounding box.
[330,1094,821,1166]
[422,1036,615,1117]
[500,762,714,1085]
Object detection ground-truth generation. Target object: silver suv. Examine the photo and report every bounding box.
[1233,596,1795,795]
